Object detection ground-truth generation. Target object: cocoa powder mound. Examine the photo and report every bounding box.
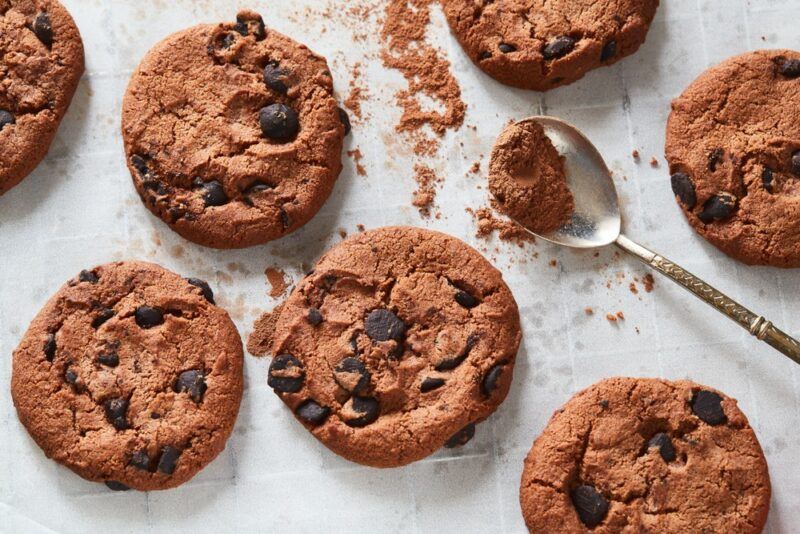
[381,0,466,141]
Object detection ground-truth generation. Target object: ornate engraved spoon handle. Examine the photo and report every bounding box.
[615,234,800,365]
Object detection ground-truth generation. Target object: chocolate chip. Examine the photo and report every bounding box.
[344,396,380,427]
[209,31,237,53]
[648,432,676,462]
[92,308,115,328]
[444,423,475,448]
[157,446,181,475]
[296,399,330,425]
[365,309,406,342]
[134,306,164,328]
[187,277,215,304]
[454,289,478,308]
[279,207,292,229]
[691,389,727,425]
[478,51,492,60]
[481,364,504,396]
[0,110,15,131]
[234,12,266,39]
[778,58,800,78]
[570,485,609,528]
[792,151,800,175]
[174,370,207,403]
[131,154,149,176]
[244,181,273,194]
[420,377,445,392]
[307,307,323,326]
[334,357,371,394]
[143,179,167,196]
[338,107,351,136]
[543,36,575,60]
[150,412,161,419]
[708,148,724,171]
[104,397,129,430]
[43,333,56,361]
[698,193,737,223]
[268,354,305,393]
[435,333,478,371]
[601,40,617,62]
[79,269,99,283]
[599,399,609,409]
[130,450,151,471]
[32,12,53,47]
[498,43,516,53]
[670,172,697,209]
[98,351,119,367]
[105,481,130,491]
[762,167,775,193]
[260,103,299,141]
[64,368,78,386]
[198,180,228,207]
[263,61,288,94]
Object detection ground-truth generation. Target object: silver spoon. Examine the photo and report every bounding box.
[507,116,800,365]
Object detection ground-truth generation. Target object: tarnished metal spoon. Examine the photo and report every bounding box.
[505,115,800,364]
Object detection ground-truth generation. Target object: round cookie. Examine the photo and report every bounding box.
[520,377,770,532]
[666,50,800,267]
[490,120,574,235]
[122,11,346,249]
[267,226,521,467]
[0,0,84,195]
[441,0,658,91]
[11,261,244,491]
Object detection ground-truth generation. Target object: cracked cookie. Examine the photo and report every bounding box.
[666,50,800,267]
[263,226,521,467]
[440,0,658,91]
[11,261,244,491]
[0,0,84,195]
[520,377,770,532]
[489,120,574,234]
[121,11,346,249]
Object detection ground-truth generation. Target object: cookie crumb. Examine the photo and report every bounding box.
[649,157,659,168]
[606,313,617,322]
[265,267,289,298]
[357,224,366,232]
[585,307,594,315]
[412,164,441,217]
[346,148,367,176]
[616,311,625,321]
[632,149,640,162]
[629,282,638,294]
[338,229,348,239]
[643,273,655,292]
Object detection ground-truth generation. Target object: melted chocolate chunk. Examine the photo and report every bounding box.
[43,333,56,361]
[778,57,800,78]
[570,485,609,528]
[260,103,299,141]
[104,398,129,430]
[707,148,724,171]
[365,309,406,342]
[444,423,475,448]
[32,12,53,47]
[670,172,697,209]
[131,154,149,176]
[187,278,215,304]
[691,389,727,425]
[130,450,151,471]
[79,269,99,283]
[268,354,305,393]
[234,12,266,40]
[498,43,516,53]
[420,377,445,392]
[198,180,228,207]
[481,364,504,396]
[97,351,119,367]
[698,193,737,223]
[307,307,323,326]
[334,357,371,394]
[296,399,330,425]
[174,370,207,403]
[762,167,775,193]
[64,368,78,386]
[454,289,479,309]
[435,333,478,371]
[92,308,115,329]
[105,481,130,491]
[263,61,289,94]
[344,396,380,427]
[0,110,15,131]
[543,36,575,60]
[157,446,181,474]
[792,151,800,175]
[244,181,273,195]
[338,107,351,136]
[134,306,164,328]
[601,40,617,62]
[648,432,676,462]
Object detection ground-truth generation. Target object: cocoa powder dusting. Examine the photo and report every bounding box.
[347,148,367,176]
[344,62,367,120]
[412,164,441,217]
[644,273,655,292]
[265,267,289,298]
[468,204,536,247]
[247,303,285,357]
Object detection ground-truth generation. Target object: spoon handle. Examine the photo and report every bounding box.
[615,234,800,365]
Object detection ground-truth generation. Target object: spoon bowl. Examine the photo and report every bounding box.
[517,116,620,248]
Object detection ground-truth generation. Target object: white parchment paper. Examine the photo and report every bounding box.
[1,0,799,532]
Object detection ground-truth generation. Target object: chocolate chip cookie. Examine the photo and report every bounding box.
[121,11,347,249]
[265,226,521,467]
[0,0,84,195]
[490,120,574,234]
[666,50,800,267]
[441,0,658,91]
[11,261,244,491]
[520,377,770,532]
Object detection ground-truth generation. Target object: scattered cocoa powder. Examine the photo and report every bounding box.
[265,267,289,298]
[650,157,659,168]
[344,62,367,120]
[347,148,367,176]
[549,259,558,267]
[585,307,594,315]
[632,149,640,162]
[247,303,284,357]
[616,311,625,320]
[606,313,617,323]
[357,224,366,232]
[412,164,441,217]
[338,229,348,239]
[468,205,536,247]
[469,161,481,174]
[629,282,639,295]
[644,273,655,292]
